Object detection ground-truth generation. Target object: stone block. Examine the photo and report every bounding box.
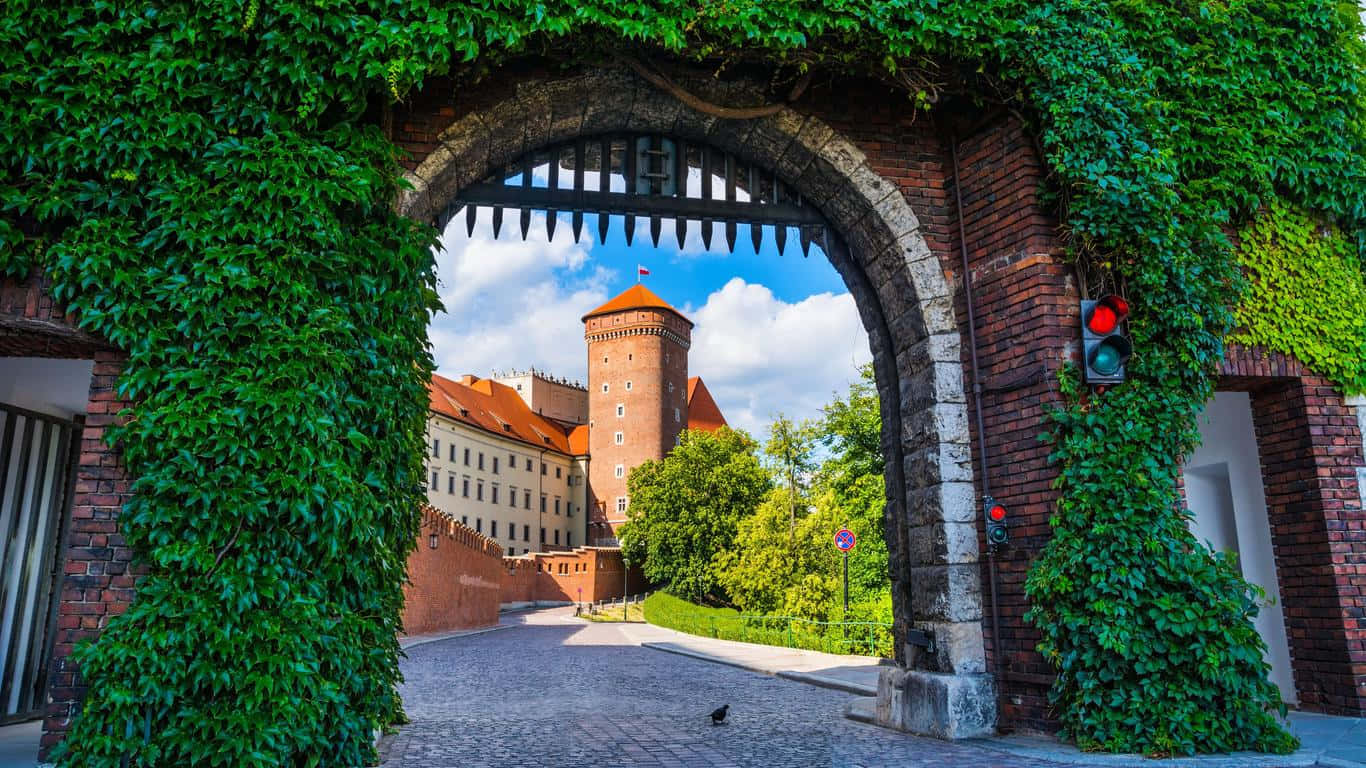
[875,667,996,739]
[579,71,637,134]
[906,521,980,568]
[911,620,987,675]
[909,563,984,623]
[905,481,976,529]
[774,115,831,181]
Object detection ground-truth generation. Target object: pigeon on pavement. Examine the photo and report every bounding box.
[710,704,729,725]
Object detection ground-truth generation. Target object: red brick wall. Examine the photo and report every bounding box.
[501,547,646,605]
[2,271,135,758]
[402,508,505,635]
[1218,346,1366,715]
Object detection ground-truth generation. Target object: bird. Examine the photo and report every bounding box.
[709,704,729,725]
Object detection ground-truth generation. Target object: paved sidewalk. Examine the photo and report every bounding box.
[619,611,1364,768]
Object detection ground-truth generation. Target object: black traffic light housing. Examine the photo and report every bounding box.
[985,496,1008,549]
[1081,294,1133,385]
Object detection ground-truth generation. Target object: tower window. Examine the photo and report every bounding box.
[616,497,628,513]
[614,431,624,445]
[601,383,609,393]
[674,407,681,423]
[628,354,633,361]
[603,355,608,363]
[615,464,624,478]
[616,404,624,417]
[624,381,632,391]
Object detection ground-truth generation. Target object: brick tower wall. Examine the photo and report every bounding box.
[584,308,690,542]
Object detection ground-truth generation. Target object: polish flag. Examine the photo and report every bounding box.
[637,265,650,276]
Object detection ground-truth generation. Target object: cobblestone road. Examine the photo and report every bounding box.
[378,609,1061,768]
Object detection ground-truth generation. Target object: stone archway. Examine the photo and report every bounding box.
[397,67,994,738]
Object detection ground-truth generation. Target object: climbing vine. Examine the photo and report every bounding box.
[1232,202,1366,394]
[3,0,1364,763]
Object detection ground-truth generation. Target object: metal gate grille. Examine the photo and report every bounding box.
[0,402,75,722]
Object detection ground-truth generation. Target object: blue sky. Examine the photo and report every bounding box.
[428,205,872,437]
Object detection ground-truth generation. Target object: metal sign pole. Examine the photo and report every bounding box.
[843,550,849,614]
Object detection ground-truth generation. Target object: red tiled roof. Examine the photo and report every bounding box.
[429,373,586,456]
[581,284,693,327]
[686,377,727,432]
[568,424,590,455]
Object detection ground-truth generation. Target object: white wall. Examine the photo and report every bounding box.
[0,358,94,419]
[1184,392,1296,704]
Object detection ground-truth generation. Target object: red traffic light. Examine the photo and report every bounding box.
[988,504,1006,521]
[1085,294,1129,335]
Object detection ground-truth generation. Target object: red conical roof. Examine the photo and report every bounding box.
[686,377,727,432]
[581,284,693,327]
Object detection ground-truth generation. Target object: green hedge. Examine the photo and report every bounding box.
[643,592,893,658]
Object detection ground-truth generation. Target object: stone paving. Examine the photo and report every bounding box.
[378,608,1061,767]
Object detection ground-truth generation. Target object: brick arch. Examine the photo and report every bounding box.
[396,67,995,738]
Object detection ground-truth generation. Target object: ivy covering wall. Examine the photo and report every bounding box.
[3,0,1364,764]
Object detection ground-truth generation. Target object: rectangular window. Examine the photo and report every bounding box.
[525,458,532,471]
[509,452,516,468]
[540,527,546,543]
[567,532,573,547]
[674,407,680,423]
[523,524,530,542]
[624,381,632,391]
[476,481,484,501]
[614,464,624,479]
[554,529,560,546]
[523,490,531,509]
[541,462,547,475]
[448,475,455,494]
[430,470,438,489]
[490,520,498,537]
[540,495,547,513]
[601,383,609,393]
[616,496,627,513]
[509,486,517,507]
[476,518,482,533]
[478,453,485,471]
[508,547,515,556]
[431,438,440,457]
[449,444,456,461]
[462,478,470,498]
[616,403,624,417]
[554,497,561,515]
[464,448,471,466]
[567,503,573,518]
[555,467,561,479]
[614,431,624,445]
[461,515,468,525]
[493,457,499,474]
[492,485,500,505]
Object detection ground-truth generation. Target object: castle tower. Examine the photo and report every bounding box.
[582,285,692,545]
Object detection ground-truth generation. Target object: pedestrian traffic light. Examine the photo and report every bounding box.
[985,497,1008,548]
[1081,294,1132,385]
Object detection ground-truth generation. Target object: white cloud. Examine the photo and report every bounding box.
[688,278,872,437]
[429,211,608,384]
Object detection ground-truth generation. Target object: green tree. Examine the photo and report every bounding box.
[763,414,816,537]
[817,363,883,488]
[619,427,769,604]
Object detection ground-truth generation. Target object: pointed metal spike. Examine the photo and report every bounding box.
[725,221,737,253]
[625,214,636,246]
[520,207,530,240]
[547,212,557,242]
[436,206,452,231]
[492,207,504,239]
[702,221,713,251]
[650,216,661,247]
[800,225,813,258]
[776,224,788,255]
[675,218,686,250]
[573,211,584,243]
[820,227,830,256]
[750,222,762,254]
[597,213,609,245]
[466,204,477,237]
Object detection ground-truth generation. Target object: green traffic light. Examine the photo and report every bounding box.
[1091,343,1122,375]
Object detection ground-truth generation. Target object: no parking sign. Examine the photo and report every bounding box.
[834,527,856,552]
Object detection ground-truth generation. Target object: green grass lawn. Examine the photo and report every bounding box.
[582,602,645,622]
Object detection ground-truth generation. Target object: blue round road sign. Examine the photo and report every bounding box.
[834,528,856,551]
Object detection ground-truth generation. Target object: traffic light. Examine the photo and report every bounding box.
[985,497,1008,548]
[1081,294,1132,385]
